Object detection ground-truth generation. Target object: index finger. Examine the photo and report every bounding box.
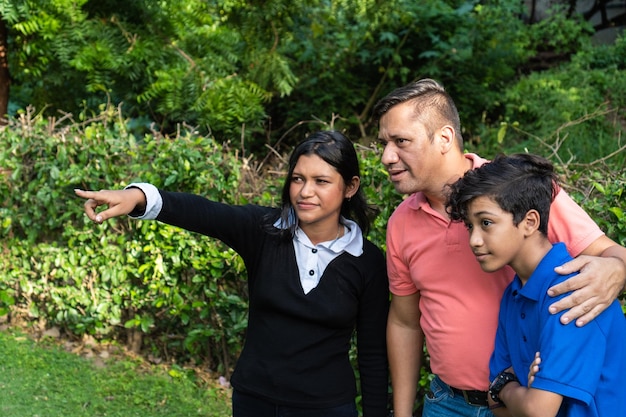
[547,272,587,298]
[74,189,99,200]
[553,256,590,277]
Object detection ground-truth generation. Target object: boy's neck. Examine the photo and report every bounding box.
[512,235,554,285]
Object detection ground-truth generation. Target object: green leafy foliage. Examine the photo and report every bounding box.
[2,0,275,140]
[475,33,626,168]
[2,0,620,153]
[568,171,626,248]
[0,107,253,371]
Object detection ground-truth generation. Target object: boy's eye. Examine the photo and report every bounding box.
[481,219,492,227]
[464,222,473,230]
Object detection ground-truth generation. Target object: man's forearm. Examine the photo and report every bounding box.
[387,323,423,417]
[601,244,626,292]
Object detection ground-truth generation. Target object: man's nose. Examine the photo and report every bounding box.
[381,143,398,166]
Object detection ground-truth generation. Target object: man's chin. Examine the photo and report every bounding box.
[393,183,414,195]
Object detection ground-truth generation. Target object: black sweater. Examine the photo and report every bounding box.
[156,191,389,416]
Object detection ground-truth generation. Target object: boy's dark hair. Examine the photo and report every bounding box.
[446,153,559,235]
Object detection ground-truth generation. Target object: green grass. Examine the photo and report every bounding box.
[0,329,232,417]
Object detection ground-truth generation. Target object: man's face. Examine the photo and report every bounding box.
[378,101,442,195]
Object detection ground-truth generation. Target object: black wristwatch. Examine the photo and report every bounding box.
[489,371,519,404]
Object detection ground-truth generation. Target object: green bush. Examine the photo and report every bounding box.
[568,169,626,248]
[475,33,626,168]
[0,107,252,372]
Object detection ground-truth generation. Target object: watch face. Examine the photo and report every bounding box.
[489,371,519,403]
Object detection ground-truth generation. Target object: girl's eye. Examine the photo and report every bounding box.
[291,176,303,183]
[481,219,492,227]
[464,223,473,230]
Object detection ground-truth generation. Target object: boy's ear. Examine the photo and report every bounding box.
[522,209,541,236]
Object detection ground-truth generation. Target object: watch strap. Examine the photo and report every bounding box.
[489,371,519,404]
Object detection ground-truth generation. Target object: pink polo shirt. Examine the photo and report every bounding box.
[387,153,604,391]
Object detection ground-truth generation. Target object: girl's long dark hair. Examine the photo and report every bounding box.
[270,130,375,240]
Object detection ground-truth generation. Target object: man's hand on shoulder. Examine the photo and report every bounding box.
[549,239,626,326]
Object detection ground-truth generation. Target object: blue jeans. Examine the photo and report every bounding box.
[422,375,494,417]
[232,390,358,417]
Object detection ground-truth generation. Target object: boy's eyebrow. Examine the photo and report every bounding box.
[471,210,499,217]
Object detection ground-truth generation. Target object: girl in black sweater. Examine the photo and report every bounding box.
[76,131,389,417]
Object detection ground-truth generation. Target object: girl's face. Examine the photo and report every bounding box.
[289,154,358,237]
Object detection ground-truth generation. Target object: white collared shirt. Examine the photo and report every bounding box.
[292,219,363,294]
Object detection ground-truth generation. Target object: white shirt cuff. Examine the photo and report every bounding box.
[124,183,162,220]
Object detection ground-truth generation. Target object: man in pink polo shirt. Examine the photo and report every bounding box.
[372,79,626,417]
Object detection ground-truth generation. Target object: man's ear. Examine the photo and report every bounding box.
[438,125,456,154]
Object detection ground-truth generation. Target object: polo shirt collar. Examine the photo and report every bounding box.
[518,242,570,301]
[406,153,490,212]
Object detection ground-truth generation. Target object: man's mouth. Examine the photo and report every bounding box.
[387,168,406,180]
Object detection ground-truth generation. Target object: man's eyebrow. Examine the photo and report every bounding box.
[379,134,405,141]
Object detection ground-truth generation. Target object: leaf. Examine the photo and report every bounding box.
[497,123,508,144]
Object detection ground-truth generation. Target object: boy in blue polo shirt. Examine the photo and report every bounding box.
[446,153,626,416]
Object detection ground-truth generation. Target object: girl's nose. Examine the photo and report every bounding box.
[299,181,314,197]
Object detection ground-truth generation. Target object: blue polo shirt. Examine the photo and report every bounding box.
[490,242,626,416]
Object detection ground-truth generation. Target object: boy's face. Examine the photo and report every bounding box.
[465,196,526,273]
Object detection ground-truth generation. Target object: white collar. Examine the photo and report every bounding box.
[274,214,364,256]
